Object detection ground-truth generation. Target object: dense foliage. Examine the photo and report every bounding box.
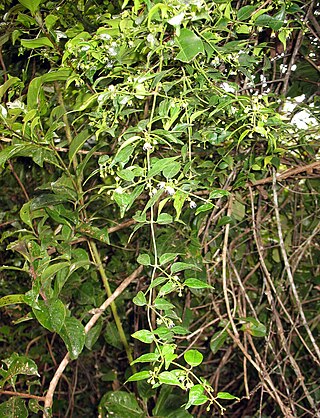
[0,0,319,416]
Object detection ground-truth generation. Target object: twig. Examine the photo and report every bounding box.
[272,168,320,362]
[250,161,320,187]
[43,265,143,416]
[0,390,45,401]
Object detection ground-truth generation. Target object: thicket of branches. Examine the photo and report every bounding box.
[0,0,319,417]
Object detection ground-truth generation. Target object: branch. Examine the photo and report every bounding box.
[43,265,143,417]
[272,168,320,363]
[0,390,45,401]
[250,161,320,187]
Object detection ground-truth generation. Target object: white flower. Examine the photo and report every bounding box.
[108,84,116,92]
[220,82,235,93]
[168,13,184,26]
[291,64,297,71]
[99,33,111,41]
[158,182,166,189]
[189,201,197,209]
[147,33,156,45]
[280,63,287,74]
[165,186,175,196]
[143,142,153,151]
[80,45,90,51]
[108,47,117,57]
[114,187,123,194]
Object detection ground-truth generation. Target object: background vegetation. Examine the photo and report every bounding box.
[0,0,319,416]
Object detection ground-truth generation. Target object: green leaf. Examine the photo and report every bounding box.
[184,278,213,289]
[133,291,147,306]
[237,5,256,21]
[41,262,70,283]
[18,0,41,14]
[149,276,168,289]
[185,384,208,409]
[131,353,160,365]
[158,371,181,386]
[21,37,54,49]
[58,317,85,360]
[154,297,175,310]
[216,391,239,400]
[30,194,69,210]
[175,29,204,63]
[240,317,266,338]
[158,281,178,296]
[163,161,181,179]
[184,349,203,367]
[0,77,21,102]
[137,254,151,266]
[157,213,173,224]
[210,330,228,354]
[104,322,122,350]
[85,320,103,350]
[159,253,178,265]
[0,354,39,387]
[0,397,28,418]
[76,223,110,245]
[173,190,188,220]
[33,298,66,333]
[69,130,91,164]
[0,294,25,308]
[126,371,150,382]
[148,157,179,178]
[132,329,154,344]
[99,391,145,418]
[171,262,200,274]
[195,203,213,215]
[209,189,229,199]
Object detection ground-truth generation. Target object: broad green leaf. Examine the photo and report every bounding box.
[30,194,69,210]
[210,330,228,354]
[0,294,25,307]
[0,397,28,418]
[159,253,178,265]
[99,391,145,418]
[158,281,178,296]
[185,384,208,409]
[157,213,173,224]
[69,130,91,163]
[0,354,39,387]
[76,223,110,245]
[195,203,213,215]
[148,157,179,178]
[85,320,103,350]
[173,190,188,220]
[41,262,70,283]
[132,329,154,344]
[216,391,239,400]
[133,291,147,306]
[209,189,229,199]
[240,317,266,338]
[237,5,256,21]
[137,254,151,266]
[184,278,213,289]
[184,349,203,367]
[126,370,150,382]
[0,77,21,101]
[158,371,181,386]
[131,353,160,365]
[18,0,41,14]
[171,262,200,274]
[21,37,54,49]
[58,317,85,360]
[154,297,175,310]
[32,298,66,333]
[163,161,181,179]
[149,276,168,289]
[175,29,204,63]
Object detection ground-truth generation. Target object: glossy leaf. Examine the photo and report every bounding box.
[0,397,28,418]
[185,384,208,409]
[184,278,213,289]
[210,330,228,354]
[99,391,145,418]
[184,350,203,367]
[137,254,151,266]
[0,294,25,308]
[175,29,204,63]
[131,353,160,365]
[58,317,86,360]
[133,291,147,306]
[216,391,239,400]
[32,298,66,332]
[126,370,150,382]
[132,330,154,344]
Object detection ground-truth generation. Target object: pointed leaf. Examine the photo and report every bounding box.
[175,29,204,63]
[184,350,203,367]
[58,317,85,359]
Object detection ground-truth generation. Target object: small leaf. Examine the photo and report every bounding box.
[154,297,175,310]
[184,278,213,289]
[184,350,203,367]
[85,320,103,350]
[126,371,151,382]
[210,330,228,354]
[98,391,145,417]
[185,384,209,409]
[137,254,151,266]
[58,317,85,360]
[157,213,173,224]
[133,291,147,307]
[171,262,200,274]
[132,329,154,344]
[163,161,181,179]
[158,371,181,386]
[0,294,25,308]
[216,392,239,400]
[237,5,256,21]
[209,189,229,199]
[131,353,160,365]
[195,203,213,215]
[69,129,90,164]
[159,281,178,296]
[41,262,70,283]
[18,0,41,14]
[21,37,54,48]
[159,253,178,265]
